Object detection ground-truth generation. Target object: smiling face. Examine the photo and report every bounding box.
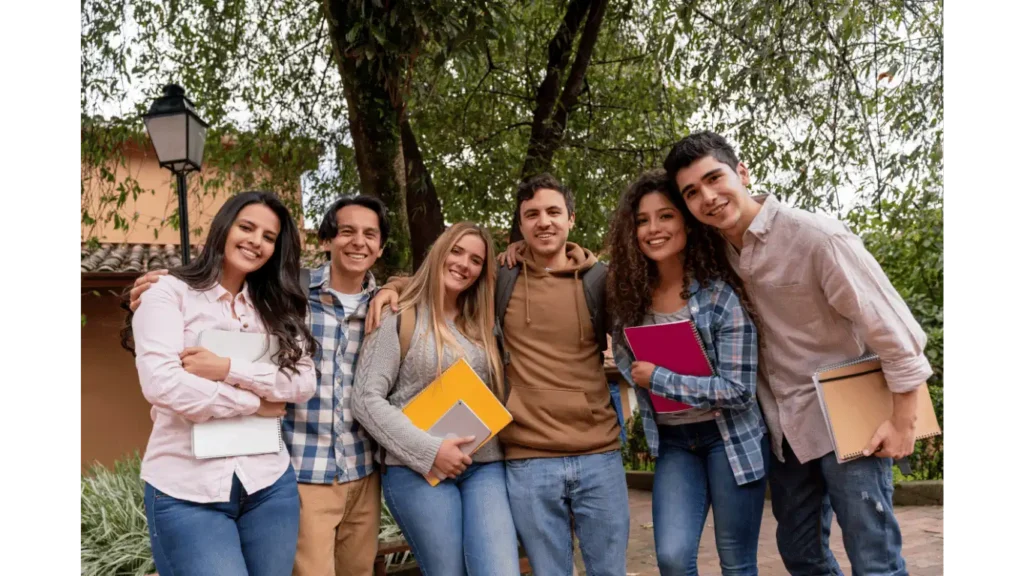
[635,191,687,263]
[321,204,384,279]
[442,232,487,299]
[518,187,575,258]
[222,203,281,278]
[673,155,753,235]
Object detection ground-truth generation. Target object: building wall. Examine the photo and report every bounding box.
[81,291,153,470]
[81,142,304,245]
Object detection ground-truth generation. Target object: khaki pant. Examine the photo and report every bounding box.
[293,472,381,576]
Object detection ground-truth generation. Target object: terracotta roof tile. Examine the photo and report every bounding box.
[80,243,201,274]
[81,243,326,274]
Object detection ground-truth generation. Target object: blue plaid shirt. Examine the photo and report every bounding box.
[613,278,767,485]
[283,264,378,484]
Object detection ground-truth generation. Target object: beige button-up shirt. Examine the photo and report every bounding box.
[727,195,933,463]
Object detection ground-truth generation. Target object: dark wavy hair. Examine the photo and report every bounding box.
[121,191,318,373]
[606,169,757,337]
[663,131,741,194]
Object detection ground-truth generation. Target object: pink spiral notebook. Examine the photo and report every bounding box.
[623,320,714,414]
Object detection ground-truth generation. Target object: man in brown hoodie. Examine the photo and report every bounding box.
[496,174,629,576]
[367,174,629,575]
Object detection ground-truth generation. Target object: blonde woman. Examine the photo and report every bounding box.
[351,222,517,575]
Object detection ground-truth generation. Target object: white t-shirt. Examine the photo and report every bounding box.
[331,290,363,317]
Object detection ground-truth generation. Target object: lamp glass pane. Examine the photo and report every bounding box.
[144,113,187,164]
[187,115,208,168]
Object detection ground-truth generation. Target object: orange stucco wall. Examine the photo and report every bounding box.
[81,292,154,470]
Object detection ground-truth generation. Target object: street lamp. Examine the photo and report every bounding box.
[143,84,209,264]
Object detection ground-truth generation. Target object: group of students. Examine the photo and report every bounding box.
[124,131,931,576]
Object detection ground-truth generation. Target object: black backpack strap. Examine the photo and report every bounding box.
[494,266,519,403]
[581,262,609,354]
[494,265,520,327]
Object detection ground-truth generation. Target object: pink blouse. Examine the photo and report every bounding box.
[132,275,316,503]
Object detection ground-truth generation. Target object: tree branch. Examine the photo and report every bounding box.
[474,121,533,145]
[564,142,662,154]
[522,0,611,180]
[690,3,755,50]
[487,89,534,101]
[813,6,885,207]
[520,0,594,178]
[550,0,609,133]
[461,46,495,131]
[592,52,650,65]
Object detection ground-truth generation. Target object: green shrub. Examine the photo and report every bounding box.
[81,453,155,576]
[621,409,654,472]
[852,200,944,480]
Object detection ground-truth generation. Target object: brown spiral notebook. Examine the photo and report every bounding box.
[813,354,941,463]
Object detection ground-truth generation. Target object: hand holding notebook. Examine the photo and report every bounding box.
[422,400,490,482]
[400,358,513,486]
[814,354,941,464]
[623,320,714,414]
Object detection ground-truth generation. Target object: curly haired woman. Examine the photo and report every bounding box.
[607,169,769,576]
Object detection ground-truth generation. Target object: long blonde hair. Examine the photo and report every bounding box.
[395,222,504,398]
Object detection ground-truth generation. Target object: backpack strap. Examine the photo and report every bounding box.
[495,265,520,327]
[581,262,609,354]
[494,266,519,404]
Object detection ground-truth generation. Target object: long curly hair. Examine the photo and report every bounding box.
[606,169,756,338]
[121,191,318,373]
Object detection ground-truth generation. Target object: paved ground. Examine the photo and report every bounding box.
[584,489,943,575]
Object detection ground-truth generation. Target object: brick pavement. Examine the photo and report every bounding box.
[612,489,942,575]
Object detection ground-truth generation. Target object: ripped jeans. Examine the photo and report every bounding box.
[769,439,907,576]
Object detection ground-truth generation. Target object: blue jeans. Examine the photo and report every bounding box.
[144,466,300,576]
[381,461,519,576]
[505,450,630,576]
[769,439,907,576]
[653,421,768,576]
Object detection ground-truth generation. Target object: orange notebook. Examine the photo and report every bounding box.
[401,358,512,486]
[813,354,941,463]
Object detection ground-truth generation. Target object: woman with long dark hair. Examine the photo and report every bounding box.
[123,191,317,576]
[607,169,768,576]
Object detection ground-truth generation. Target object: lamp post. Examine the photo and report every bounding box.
[143,84,209,265]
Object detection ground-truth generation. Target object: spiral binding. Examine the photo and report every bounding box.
[815,352,880,376]
[687,320,717,376]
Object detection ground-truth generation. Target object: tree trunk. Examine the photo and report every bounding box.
[520,0,594,181]
[401,117,445,270]
[511,0,609,243]
[323,0,412,274]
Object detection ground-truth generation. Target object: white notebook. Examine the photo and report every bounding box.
[192,330,283,460]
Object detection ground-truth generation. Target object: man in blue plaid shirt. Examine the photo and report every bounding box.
[285,196,388,576]
[126,195,390,575]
